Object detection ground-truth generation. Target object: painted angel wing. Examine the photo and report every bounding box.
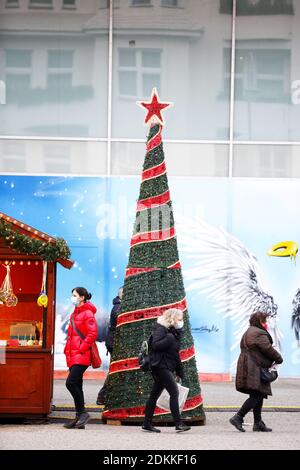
[292,289,300,345]
[176,215,282,352]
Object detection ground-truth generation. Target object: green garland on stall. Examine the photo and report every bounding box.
[0,219,71,262]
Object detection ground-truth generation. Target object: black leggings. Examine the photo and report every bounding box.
[97,375,108,400]
[238,391,264,423]
[66,364,88,414]
[144,368,181,426]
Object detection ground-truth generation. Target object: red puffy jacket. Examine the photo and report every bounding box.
[64,301,98,368]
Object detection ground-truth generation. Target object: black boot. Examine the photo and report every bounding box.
[96,396,105,406]
[253,420,272,432]
[63,413,79,429]
[74,412,90,429]
[229,414,245,432]
[175,422,191,432]
[142,422,161,433]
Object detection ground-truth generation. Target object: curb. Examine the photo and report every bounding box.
[51,404,300,413]
[204,406,300,412]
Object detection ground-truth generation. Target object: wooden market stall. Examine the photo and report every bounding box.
[0,212,73,419]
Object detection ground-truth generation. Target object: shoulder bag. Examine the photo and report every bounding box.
[71,317,102,369]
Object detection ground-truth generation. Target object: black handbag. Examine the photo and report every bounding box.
[245,337,278,384]
[260,367,278,384]
[138,334,153,372]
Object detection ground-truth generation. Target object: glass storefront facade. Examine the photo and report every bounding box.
[1,0,299,177]
[2,1,300,376]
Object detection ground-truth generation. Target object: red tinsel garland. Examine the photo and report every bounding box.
[168,261,181,269]
[109,346,195,375]
[136,190,171,212]
[109,357,140,374]
[142,161,166,182]
[180,345,195,362]
[146,124,162,152]
[125,267,156,278]
[117,297,187,327]
[125,261,181,279]
[130,227,176,247]
[103,394,203,420]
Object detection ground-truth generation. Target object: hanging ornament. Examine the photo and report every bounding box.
[37,261,48,308]
[0,264,18,307]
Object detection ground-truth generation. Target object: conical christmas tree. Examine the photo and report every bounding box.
[102,89,205,425]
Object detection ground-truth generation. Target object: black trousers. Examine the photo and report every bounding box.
[144,368,181,426]
[237,390,264,423]
[97,352,111,401]
[66,364,88,414]
[97,375,108,400]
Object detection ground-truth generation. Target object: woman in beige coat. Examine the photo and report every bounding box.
[230,312,283,432]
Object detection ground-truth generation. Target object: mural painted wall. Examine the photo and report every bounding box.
[1,175,300,376]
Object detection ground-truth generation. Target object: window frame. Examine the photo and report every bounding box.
[47,49,74,90]
[62,0,76,10]
[28,0,53,9]
[5,49,33,103]
[131,0,152,7]
[5,0,19,8]
[117,47,162,100]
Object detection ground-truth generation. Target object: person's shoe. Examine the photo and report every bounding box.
[74,412,90,429]
[63,414,79,429]
[142,424,161,433]
[229,414,245,432]
[253,420,272,432]
[175,423,191,432]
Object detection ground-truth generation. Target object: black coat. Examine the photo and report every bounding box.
[150,323,184,379]
[105,296,121,354]
[236,325,283,397]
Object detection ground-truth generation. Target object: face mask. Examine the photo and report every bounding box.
[175,320,184,330]
[71,295,80,306]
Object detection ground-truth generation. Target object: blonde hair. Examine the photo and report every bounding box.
[157,308,183,328]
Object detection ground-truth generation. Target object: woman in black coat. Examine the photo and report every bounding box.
[96,287,123,405]
[230,311,283,433]
[142,308,190,433]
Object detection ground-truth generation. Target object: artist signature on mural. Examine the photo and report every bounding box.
[192,325,219,334]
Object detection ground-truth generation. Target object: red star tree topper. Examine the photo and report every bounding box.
[137,87,172,126]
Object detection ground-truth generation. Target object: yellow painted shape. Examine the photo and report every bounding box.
[267,241,298,260]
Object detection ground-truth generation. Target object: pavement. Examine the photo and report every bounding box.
[0,378,300,450]
[52,376,300,408]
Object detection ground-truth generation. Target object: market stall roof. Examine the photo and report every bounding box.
[0,212,74,269]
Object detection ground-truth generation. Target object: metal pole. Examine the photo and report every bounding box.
[106,0,113,175]
[229,0,237,178]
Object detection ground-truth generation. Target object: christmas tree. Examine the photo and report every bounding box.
[102,89,205,425]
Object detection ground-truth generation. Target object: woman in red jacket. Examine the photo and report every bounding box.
[64,287,98,429]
